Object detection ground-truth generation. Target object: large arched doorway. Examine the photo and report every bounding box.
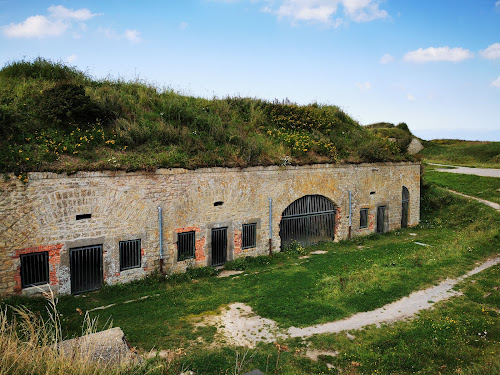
[279,195,336,249]
[401,186,409,228]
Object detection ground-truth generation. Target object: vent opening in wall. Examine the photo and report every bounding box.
[76,214,91,220]
[20,252,49,288]
[119,239,141,271]
[242,223,257,249]
[214,201,224,206]
[178,231,195,261]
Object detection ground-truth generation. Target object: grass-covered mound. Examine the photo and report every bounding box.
[0,58,412,178]
[365,121,415,152]
[420,139,500,168]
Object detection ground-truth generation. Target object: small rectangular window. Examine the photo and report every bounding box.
[359,208,368,229]
[119,239,141,271]
[76,214,91,220]
[242,223,257,249]
[20,252,49,288]
[178,231,195,261]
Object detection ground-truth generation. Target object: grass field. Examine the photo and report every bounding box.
[420,139,500,168]
[425,169,500,204]
[2,179,499,374]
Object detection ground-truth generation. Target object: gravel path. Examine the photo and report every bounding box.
[201,257,500,346]
[288,256,500,338]
[428,163,500,178]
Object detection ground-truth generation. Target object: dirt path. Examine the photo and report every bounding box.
[201,257,500,346]
[444,189,500,211]
[428,163,500,178]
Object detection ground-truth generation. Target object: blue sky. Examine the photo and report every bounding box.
[1,0,499,141]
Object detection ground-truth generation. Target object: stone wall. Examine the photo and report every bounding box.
[0,162,420,296]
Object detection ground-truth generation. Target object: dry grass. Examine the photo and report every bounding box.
[0,290,120,375]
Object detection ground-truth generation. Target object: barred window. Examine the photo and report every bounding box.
[119,239,141,271]
[242,223,257,249]
[21,252,49,288]
[178,231,195,261]
[360,208,368,229]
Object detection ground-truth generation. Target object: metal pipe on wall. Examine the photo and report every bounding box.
[348,190,352,239]
[158,206,164,274]
[268,197,273,255]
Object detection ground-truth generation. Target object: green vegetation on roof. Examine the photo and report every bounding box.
[365,121,415,152]
[0,58,413,178]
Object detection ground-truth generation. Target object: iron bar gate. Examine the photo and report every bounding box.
[377,206,386,233]
[211,228,227,266]
[280,195,336,249]
[401,186,409,228]
[70,245,103,295]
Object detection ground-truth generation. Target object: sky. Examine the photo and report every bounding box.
[0,0,499,141]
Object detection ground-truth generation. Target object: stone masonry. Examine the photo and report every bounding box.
[0,162,420,296]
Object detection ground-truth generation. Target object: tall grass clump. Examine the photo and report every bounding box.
[0,290,121,375]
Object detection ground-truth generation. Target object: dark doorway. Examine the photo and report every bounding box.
[280,195,336,249]
[70,245,103,295]
[211,227,227,266]
[401,186,409,228]
[377,206,386,233]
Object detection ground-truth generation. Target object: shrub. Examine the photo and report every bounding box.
[36,83,115,130]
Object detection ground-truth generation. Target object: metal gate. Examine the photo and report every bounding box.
[70,245,103,295]
[377,206,386,233]
[401,186,409,228]
[211,228,227,266]
[280,195,336,249]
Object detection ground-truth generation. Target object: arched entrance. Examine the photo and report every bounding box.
[279,195,336,249]
[401,186,409,228]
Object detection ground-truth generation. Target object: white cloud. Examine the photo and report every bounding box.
[379,53,394,64]
[496,1,500,6]
[2,15,67,38]
[48,5,99,21]
[179,21,189,30]
[2,5,99,38]
[342,0,388,22]
[263,0,387,26]
[125,29,141,43]
[407,94,416,102]
[479,43,500,59]
[404,47,474,63]
[355,81,371,92]
[65,54,77,63]
[100,27,142,44]
[491,77,500,88]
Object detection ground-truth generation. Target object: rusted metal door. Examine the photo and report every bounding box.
[211,228,227,266]
[377,206,386,233]
[70,245,103,294]
[401,186,409,228]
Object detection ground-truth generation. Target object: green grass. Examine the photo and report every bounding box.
[0,58,412,178]
[307,264,500,374]
[420,139,500,168]
[2,180,499,374]
[425,169,500,204]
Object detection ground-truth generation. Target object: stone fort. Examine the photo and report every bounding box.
[0,162,420,296]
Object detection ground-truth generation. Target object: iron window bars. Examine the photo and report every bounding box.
[242,223,257,249]
[178,231,195,261]
[119,239,141,271]
[359,208,368,229]
[20,252,49,288]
